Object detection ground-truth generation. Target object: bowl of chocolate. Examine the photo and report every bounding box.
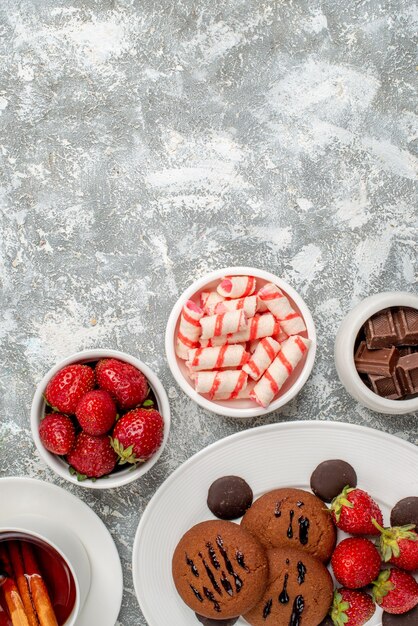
[335,292,418,414]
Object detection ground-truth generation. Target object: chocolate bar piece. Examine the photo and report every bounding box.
[394,307,418,346]
[365,309,397,349]
[368,372,404,400]
[396,353,418,395]
[354,341,399,376]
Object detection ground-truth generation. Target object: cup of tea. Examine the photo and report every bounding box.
[0,518,90,626]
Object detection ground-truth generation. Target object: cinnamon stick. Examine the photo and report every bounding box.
[20,544,58,626]
[0,546,30,626]
[8,543,39,626]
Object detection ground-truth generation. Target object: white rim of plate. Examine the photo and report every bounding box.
[165,266,317,418]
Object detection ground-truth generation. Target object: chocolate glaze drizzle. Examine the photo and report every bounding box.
[206,542,220,570]
[298,516,310,545]
[263,598,273,619]
[297,561,306,585]
[203,587,221,613]
[199,553,222,596]
[289,595,304,626]
[216,535,243,593]
[285,558,290,565]
[236,551,249,572]
[296,501,304,508]
[186,555,199,577]
[190,585,203,602]
[279,573,289,604]
[220,572,233,596]
[274,501,282,518]
[287,510,294,538]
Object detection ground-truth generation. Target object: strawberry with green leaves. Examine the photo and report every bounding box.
[95,358,148,410]
[67,432,117,479]
[330,486,383,535]
[330,589,375,626]
[372,568,418,614]
[45,364,95,414]
[75,389,117,436]
[39,413,76,455]
[111,408,164,465]
[331,537,381,589]
[372,520,418,572]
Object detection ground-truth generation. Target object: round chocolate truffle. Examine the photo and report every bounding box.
[207,476,253,520]
[310,460,357,503]
[196,614,239,625]
[391,497,418,527]
[382,604,418,626]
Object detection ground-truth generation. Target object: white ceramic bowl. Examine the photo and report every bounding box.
[165,266,316,418]
[0,518,91,626]
[31,349,171,489]
[335,292,418,414]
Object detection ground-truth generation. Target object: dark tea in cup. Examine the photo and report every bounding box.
[0,532,76,626]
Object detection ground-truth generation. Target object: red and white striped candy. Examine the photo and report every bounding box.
[243,337,281,381]
[200,310,247,340]
[256,294,269,313]
[186,345,249,372]
[176,300,204,360]
[258,283,306,335]
[213,379,256,400]
[214,295,258,318]
[194,370,248,400]
[275,327,289,343]
[249,339,261,353]
[201,313,280,347]
[200,291,225,315]
[217,275,256,299]
[250,335,311,407]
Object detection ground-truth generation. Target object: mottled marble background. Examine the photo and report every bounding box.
[0,0,417,624]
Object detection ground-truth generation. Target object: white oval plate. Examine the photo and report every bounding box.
[0,477,123,626]
[133,421,418,626]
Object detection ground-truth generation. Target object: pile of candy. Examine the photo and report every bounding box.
[175,275,312,407]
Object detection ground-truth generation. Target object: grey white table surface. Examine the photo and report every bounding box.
[0,1,417,624]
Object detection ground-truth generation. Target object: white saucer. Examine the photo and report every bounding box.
[0,477,123,626]
[133,420,418,626]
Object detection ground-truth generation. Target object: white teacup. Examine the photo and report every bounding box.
[0,516,91,626]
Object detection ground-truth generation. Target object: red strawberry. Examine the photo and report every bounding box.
[110,408,164,465]
[45,364,95,414]
[66,432,117,479]
[372,568,418,614]
[372,519,418,572]
[331,537,381,589]
[330,486,383,535]
[330,588,375,626]
[39,414,76,455]
[75,390,117,436]
[95,359,148,410]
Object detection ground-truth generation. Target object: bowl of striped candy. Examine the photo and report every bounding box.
[165,267,316,418]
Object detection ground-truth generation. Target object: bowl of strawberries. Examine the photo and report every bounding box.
[31,349,171,489]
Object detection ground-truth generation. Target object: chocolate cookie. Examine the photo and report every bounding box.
[243,548,333,626]
[382,604,418,626]
[310,460,357,502]
[196,614,239,625]
[391,497,418,527]
[241,488,336,563]
[208,476,253,520]
[172,520,268,620]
